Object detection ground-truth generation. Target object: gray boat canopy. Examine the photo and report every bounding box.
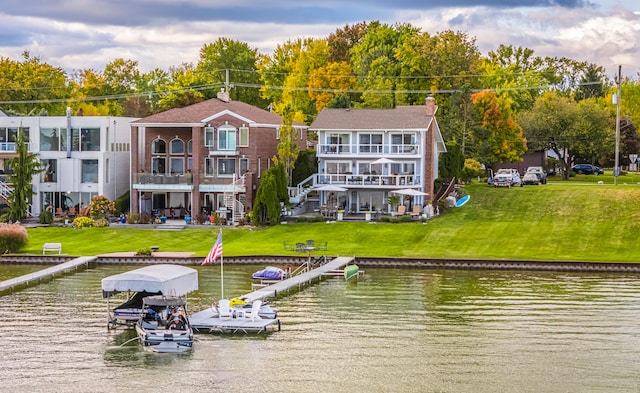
[101,264,198,298]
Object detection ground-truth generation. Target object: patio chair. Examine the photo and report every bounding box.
[306,239,315,248]
[283,241,294,250]
[393,205,406,216]
[295,243,306,252]
[217,299,233,320]
[410,205,421,219]
[238,300,263,322]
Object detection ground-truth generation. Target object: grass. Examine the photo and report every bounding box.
[19,173,640,263]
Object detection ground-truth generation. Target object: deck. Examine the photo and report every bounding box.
[189,256,356,333]
[0,256,97,294]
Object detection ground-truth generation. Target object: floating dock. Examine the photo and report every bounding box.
[0,256,97,294]
[189,256,356,333]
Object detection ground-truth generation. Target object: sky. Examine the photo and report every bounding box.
[1,0,639,79]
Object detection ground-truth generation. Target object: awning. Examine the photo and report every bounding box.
[101,264,198,298]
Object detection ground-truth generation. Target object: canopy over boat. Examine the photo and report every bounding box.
[102,264,198,298]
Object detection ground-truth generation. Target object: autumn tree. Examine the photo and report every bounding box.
[308,61,356,112]
[327,22,368,63]
[157,63,205,110]
[471,89,527,165]
[273,103,299,186]
[0,51,69,116]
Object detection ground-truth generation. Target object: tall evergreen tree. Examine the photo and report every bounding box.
[7,128,42,221]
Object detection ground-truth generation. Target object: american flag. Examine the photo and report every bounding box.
[202,229,223,265]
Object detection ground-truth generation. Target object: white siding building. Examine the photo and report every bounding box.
[0,114,137,216]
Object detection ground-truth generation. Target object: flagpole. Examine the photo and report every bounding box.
[219,227,224,299]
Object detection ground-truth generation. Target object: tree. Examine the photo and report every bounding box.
[196,38,266,107]
[471,90,527,165]
[308,61,356,112]
[438,141,464,181]
[6,128,42,222]
[292,149,317,186]
[0,51,69,116]
[273,103,299,186]
[251,169,282,226]
[156,63,205,110]
[327,22,368,63]
[522,93,614,174]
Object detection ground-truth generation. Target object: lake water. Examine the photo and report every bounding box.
[2,263,640,393]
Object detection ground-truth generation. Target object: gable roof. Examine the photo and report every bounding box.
[310,105,446,153]
[309,106,433,131]
[133,97,305,128]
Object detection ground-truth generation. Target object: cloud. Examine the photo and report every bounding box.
[0,0,637,79]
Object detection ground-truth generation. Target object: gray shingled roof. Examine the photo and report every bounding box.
[133,97,285,126]
[309,106,433,130]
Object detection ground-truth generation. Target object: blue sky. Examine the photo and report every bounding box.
[1,0,638,78]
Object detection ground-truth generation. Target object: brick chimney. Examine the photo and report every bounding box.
[424,96,436,203]
[217,88,230,103]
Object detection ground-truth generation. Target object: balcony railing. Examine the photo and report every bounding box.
[317,143,419,155]
[318,173,418,187]
[133,173,247,187]
[0,142,33,152]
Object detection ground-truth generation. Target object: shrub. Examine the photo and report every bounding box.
[93,218,110,227]
[73,216,94,228]
[139,212,152,224]
[0,223,28,253]
[136,247,152,256]
[195,212,206,225]
[114,190,130,215]
[126,212,139,224]
[312,215,324,222]
[88,195,116,219]
[39,209,54,224]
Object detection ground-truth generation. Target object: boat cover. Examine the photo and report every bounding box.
[252,267,285,280]
[102,264,198,298]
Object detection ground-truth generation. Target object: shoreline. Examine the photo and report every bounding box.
[3,255,640,273]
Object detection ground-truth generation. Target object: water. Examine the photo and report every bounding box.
[2,264,640,392]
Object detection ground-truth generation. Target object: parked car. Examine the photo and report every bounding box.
[520,172,540,186]
[493,168,521,187]
[571,164,604,175]
[525,166,547,184]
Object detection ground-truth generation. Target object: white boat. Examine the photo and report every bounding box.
[101,264,199,329]
[135,295,194,353]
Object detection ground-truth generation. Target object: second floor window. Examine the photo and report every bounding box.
[359,133,383,153]
[81,159,98,183]
[218,126,236,150]
[239,127,249,147]
[170,138,184,154]
[218,158,236,176]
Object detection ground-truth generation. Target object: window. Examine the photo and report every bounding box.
[151,139,166,154]
[240,157,249,175]
[152,157,166,175]
[205,127,214,147]
[217,158,236,176]
[187,139,192,155]
[218,126,236,151]
[326,161,351,174]
[80,128,100,151]
[170,157,184,175]
[391,132,416,153]
[42,159,57,182]
[205,158,215,176]
[170,138,184,154]
[239,127,249,147]
[40,128,59,151]
[81,160,98,183]
[359,133,383,153]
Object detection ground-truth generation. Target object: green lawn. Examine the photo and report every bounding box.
[21,178,640,263]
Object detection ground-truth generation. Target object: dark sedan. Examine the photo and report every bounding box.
[571,164,604,175]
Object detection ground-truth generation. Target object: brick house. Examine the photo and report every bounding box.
[130,91,308,223]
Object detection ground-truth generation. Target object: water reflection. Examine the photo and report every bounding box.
[2,264,640,392]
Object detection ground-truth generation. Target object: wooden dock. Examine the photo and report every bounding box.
[0,256,97,294]
[243,256,355,302]
[189,256,355,333]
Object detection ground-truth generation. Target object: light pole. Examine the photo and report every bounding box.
[614,65,621,185]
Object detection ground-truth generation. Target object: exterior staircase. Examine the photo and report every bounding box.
[0,177,34,217]
[223,174,246,224]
